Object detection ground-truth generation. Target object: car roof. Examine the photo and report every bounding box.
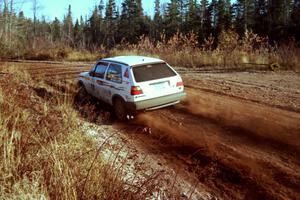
[102,56,164,66]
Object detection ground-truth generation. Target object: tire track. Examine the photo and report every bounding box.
[124,104,300,200]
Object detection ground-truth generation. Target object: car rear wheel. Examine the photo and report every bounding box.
[114,98,127,121]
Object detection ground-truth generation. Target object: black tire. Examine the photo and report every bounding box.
[75,82,88,105]
[114,98,127,121]
[78,81,84,89]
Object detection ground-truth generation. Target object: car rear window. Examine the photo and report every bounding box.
[133,63,176,83]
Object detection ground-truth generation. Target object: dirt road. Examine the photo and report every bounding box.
[134,88,300,199]
[1,61,299,199]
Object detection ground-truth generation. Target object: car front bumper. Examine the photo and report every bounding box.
[126,92,186,112]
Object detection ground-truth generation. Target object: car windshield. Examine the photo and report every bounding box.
[132,63,176,83]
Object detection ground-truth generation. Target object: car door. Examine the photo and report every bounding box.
[92,62,109,100]
[103,63,123,103]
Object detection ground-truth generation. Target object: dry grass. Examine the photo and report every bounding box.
[22,47,96,62]
[0,65,162,199]
[23,48,110,62]
[112,30,300,72]
[2,30,298,72]
[66,51,99,62]
[15,41,104,62]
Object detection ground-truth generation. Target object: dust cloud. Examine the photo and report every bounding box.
[181,88,300,148]
[129,89,300,199]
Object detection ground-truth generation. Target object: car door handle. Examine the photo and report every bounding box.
[96,80,103,85]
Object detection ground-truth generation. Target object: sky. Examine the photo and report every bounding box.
[16,0,169,22]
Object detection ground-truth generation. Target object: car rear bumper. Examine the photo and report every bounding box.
[126,92,186,112]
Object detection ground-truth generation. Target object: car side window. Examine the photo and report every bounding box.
[106,63,122,83]
[94,62,108,79]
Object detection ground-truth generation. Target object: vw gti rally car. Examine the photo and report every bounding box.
[78,56,186,120]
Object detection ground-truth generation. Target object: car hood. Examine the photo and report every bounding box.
[79,71,89,76]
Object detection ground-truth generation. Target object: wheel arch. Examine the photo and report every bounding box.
[78,80,84,87]
[112,94,126,105]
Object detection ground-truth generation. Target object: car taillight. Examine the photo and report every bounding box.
[176,81,184,87]
[131,86,143,95]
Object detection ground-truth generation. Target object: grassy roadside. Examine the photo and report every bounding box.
[0,65,156,199]
[6,31,299,72]
[111,31,300,71]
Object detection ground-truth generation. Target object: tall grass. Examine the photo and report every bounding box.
[112,30,300,71]
[4,30,298,71]
[0,65,162,199]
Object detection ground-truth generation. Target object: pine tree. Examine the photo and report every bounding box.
[200,0,208,24]
[63,5,73,44]
[40,16,50,39]
[283,0,293,25]
[153,0,162,40]
[16,11,28,50]
[234,0,255,35]
[164,0,180,38]
[135,0,148,41]
[202,0,213,39]
[118,0,147,43]
[267,0,292,39]
[154,0,161,22]
[253,0,268,36]
[89,6,101,45]
[186,0,200,34]
[290,0,300,39]
[96,0,105,43]
[291,0,300,24]
[224,0,232,30]
[268,0,284,26]
[51,17,61,42]
[216,0,226,33]
[136,0,143,17]
[73,19,80,44]
[178,0,187,31]
[99,0,104,18]
[0,0,300,53]
[104,0,117,47]
[119,0,134,42]
[80,15,87,48]
[210,0,218,31]
[213,0,232,34]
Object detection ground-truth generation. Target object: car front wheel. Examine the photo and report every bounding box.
[75,82,88,103]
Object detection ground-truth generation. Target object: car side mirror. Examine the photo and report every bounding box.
[89,71,95,77]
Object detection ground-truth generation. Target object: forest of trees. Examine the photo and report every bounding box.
[0,0,300,57]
